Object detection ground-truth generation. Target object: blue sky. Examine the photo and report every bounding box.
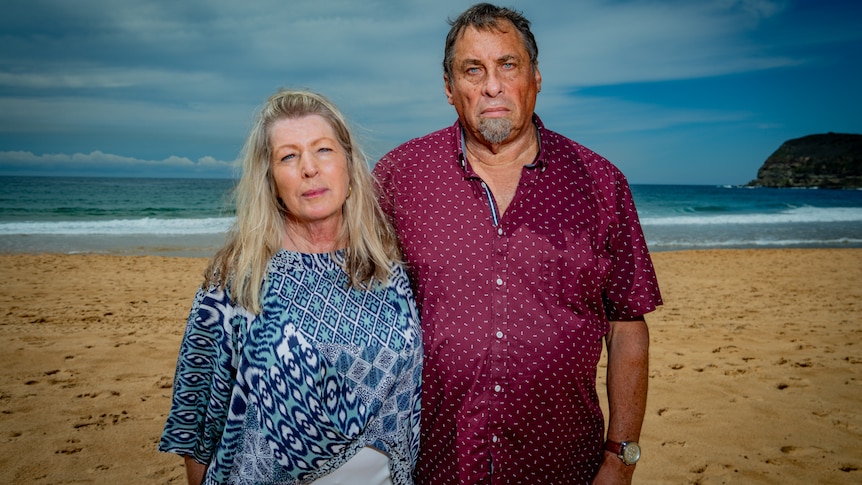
[0,0,859,185]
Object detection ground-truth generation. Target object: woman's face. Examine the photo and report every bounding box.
[270,114,350,233]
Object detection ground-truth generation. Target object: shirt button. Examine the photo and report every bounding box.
[492,435,499,443]
[497,227,503,236]
[496,331,504,339]
[496,278,503,286]
[494,384,502,393]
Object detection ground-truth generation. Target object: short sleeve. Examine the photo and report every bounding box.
[158,286,241,463]
[602,175,663,320]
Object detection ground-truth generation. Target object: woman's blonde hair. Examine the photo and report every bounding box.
[205,89,401,313]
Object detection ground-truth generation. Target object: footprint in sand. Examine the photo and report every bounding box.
[656,407,704,422]
[73,411,129,429]
[660,440,686,448]
[56,439,83,455]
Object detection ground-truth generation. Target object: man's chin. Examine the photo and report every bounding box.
[478,119,512,145]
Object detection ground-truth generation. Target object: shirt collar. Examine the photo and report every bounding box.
[455,114,548,174]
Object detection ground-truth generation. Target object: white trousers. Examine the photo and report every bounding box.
[310,447,393,485]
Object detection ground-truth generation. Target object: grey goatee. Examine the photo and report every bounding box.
[478,118,512,145]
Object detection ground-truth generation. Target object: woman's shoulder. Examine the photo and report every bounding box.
[381,262,410,287]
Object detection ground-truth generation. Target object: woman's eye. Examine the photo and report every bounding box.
[280,153,296,162]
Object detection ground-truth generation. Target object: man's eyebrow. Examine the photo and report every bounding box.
[459,54,518,67]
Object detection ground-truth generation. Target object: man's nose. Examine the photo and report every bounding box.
[483,70,503,97]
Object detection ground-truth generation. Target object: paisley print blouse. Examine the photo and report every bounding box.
[160,250,422,484]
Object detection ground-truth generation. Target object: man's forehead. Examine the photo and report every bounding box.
[453,25,526,62]
[456,22,514,43]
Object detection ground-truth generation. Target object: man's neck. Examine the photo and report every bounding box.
[462,124,539,215]
[463,124,539,172]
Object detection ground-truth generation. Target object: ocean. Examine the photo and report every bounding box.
[1,176,861,257]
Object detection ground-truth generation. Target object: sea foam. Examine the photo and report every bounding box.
[0,217,235,235]
[640,206,862,226]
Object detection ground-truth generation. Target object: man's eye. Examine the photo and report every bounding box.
[502,62,514,69]
[467,67,481,75]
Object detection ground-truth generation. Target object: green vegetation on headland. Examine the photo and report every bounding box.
[747,133,862,189]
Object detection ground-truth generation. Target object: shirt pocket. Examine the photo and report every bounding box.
[538,227,613,318]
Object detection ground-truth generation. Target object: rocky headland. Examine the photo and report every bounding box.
[747,133,862,189]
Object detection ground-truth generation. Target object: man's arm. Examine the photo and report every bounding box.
[593,318,650,485]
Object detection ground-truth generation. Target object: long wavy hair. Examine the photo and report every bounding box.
[205,89,401,313]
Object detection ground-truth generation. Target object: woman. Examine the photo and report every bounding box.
[159,90,422,485]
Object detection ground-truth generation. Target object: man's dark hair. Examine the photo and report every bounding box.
[443,3,539,85]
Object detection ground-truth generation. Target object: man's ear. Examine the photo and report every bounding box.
[535,63,542,93]
[444,74,454,106]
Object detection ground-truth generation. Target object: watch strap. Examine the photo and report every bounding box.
[604,440,623,455]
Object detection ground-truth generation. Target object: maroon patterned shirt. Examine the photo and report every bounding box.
[374,116,662,484]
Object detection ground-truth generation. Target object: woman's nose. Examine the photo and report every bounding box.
[301,155,319,177]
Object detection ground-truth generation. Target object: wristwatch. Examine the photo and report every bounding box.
[605,440,641,465]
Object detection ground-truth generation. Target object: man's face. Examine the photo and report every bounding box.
[445,22,541,147]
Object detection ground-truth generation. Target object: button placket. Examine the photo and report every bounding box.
[489,217,509,465]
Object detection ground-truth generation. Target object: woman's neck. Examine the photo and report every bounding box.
[283,220,344,254]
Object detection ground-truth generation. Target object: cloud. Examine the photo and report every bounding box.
[0,150,238,178]
[0,0,859,183]
[537,92,753,136]
[0,67,231,93]
[535,0,800,87]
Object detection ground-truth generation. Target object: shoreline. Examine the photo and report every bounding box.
[0,248,860,483]
[2,233,861,258]
[0,234,226,258]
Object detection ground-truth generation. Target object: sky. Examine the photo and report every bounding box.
[0,0,860,185]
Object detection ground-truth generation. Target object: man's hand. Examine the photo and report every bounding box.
[592,450,636,484]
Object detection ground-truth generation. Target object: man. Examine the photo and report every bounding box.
[374,3,662,484]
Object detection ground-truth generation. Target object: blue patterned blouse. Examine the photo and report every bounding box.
[159,250,422,484]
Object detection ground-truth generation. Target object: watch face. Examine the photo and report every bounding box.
[622,442,641,465]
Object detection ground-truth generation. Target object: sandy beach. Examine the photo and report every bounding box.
[1,249,860,484]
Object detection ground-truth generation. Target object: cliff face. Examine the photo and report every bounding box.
[747,133,862,189]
